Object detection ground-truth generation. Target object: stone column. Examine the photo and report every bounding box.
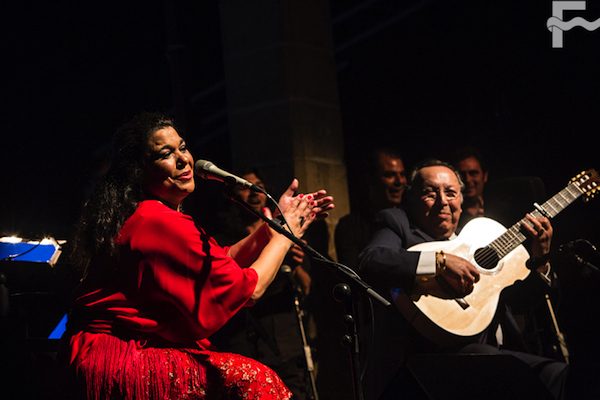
[219,0,349,260]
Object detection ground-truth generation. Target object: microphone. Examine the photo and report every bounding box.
[194,160,265,193]
[572,254,600,273]
[559,238,598,253]
[560,239,600,273]
[526,240,577,270]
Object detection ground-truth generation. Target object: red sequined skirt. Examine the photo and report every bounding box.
[67,332,292,400]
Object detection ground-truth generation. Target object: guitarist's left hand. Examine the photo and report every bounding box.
[522,214,553,273]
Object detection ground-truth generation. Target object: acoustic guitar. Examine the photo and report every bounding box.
[392,169,599,346]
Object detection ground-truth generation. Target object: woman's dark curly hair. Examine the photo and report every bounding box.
[69,112,176,277]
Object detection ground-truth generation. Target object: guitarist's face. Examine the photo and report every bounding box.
[411,166,463,240]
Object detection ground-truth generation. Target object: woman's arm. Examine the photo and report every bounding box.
[227,179,333,299]
[243,179,333,300]
[227,221,272,267]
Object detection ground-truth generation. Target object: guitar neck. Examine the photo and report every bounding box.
[490,181,584,259]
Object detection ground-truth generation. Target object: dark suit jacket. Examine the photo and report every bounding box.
[357,208,552,400]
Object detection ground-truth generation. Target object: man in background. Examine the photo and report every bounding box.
[451,145,488,231]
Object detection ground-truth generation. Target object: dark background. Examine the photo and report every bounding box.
[2,0,599,244]
[1,0,600,397]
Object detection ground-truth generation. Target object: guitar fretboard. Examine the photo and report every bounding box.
[489,181,584,259]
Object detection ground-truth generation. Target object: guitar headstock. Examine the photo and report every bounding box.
[570,169,600,202]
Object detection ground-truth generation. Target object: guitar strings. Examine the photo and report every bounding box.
[475,182,582,268]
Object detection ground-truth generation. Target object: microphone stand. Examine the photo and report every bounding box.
[227,194,390,400]
[333,282,363,400]
[285,267,320,400]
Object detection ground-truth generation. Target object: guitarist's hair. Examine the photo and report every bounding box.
[404,158,465,202]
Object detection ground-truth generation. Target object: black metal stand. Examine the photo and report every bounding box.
[0,272,9,318]
[333,283,364,400]
[291,280,319,400]
[228,194,390,400]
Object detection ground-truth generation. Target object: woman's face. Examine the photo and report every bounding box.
[143,126,195,209]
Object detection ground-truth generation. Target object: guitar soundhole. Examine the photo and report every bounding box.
[474,246,500,270]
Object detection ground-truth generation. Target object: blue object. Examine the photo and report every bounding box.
[48,313,68,339]
[0,241,61,264]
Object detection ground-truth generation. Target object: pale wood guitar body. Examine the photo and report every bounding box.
[392,217,529,345]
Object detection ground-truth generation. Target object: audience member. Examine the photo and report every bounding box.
[450,145,488,231]
[335,146,407,269]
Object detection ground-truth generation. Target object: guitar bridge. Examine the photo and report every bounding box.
[435,275,470,309]
[454,297,469,310]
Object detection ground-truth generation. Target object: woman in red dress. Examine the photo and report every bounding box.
[62,112,334,399]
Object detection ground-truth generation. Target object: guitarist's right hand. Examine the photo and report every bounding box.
[441,253,480,296]
[418,254,480,298]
